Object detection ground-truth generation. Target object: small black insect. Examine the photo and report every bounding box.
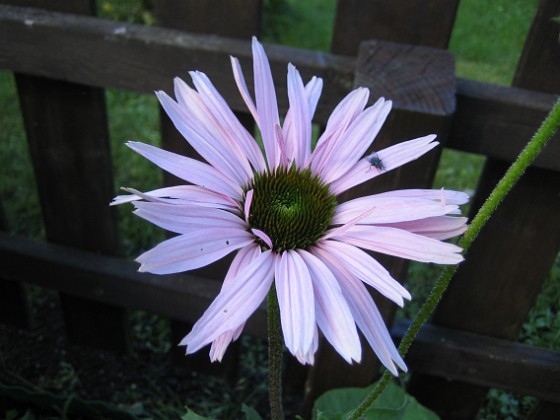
[367,153,385,172]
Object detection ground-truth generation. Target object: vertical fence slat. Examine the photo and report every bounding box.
[303,2,460,412]
[331,0,460,55]
[9,0,128,352]
[0,190,33,328]
[152,0,262,380]
[407,0,560,417]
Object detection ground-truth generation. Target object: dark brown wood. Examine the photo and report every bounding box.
[513,0,560,94]
[407,0,560,416]
[10,0,127,352]
[154,0,261,37]
[392,319,560,403]
[331,0,460,55]
[448,79,560,171]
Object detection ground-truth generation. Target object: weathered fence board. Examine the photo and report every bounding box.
[0,5,558,170]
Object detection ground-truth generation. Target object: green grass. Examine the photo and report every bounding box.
[0,0,558,419]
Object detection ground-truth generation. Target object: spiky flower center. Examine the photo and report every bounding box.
[245,166,337,252]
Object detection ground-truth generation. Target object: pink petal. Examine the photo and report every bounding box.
[313,248,406,375]
[181,250,275,352]
[282,64,312,167]
[209,326,244,362]
[252,37,281,169]
[126,141,243,200]
[309,88,371,174]
[111,185,238,209]
[231,55,259,126]
[333,196,459,225]
[374,188,469,206]
[157,89,251,186]
[275,250,316,360]
[132,201,244,235]
[136,228,254,274]
[298,249,361,363]
[378,216,468,240]
[187,72,266,173]
[304,76,323,119]
[332,224,464,264]
[341,270,406,374]
[320,98,391,184]
[330,135,439,195]
[315,240,411,307]
[209,245,263,361]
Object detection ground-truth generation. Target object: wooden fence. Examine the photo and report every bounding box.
[0,0,559,418]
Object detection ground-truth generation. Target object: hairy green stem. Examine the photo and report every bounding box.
[349,98,560,419]
[267,286,284,420]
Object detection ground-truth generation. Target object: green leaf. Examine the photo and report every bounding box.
[312,381,439,420]
[242,404,263,420]
[181,407,216,420]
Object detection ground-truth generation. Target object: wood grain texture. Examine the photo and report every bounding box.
[354,40,455,115]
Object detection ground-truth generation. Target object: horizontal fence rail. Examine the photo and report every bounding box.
[0,5,558,171]
[2,231,559,403]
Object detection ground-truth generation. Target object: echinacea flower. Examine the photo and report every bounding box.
[112,37,468,375]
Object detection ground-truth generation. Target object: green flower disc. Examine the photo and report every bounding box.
[245,166,337,252]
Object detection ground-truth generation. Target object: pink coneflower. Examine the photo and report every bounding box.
[112,37,467,375]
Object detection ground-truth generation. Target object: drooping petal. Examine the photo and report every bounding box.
[132,201,244,235]
[315,240,411,307]
[181,250,275,353]
[313,246,406,375]
[209,325,244,362]
[209,244,263,361]
[298,249,361,363]
[330,135,439,195]
[136,228,254,274]
[332,224,464,264]
[126,141,243,200]
[274,250,315,361]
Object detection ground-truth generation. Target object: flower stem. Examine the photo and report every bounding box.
[267,285,284,420]
[349,98,560,419]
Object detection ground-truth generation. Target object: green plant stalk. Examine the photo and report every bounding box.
[349,97,560,419]
[267,285,284,420]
